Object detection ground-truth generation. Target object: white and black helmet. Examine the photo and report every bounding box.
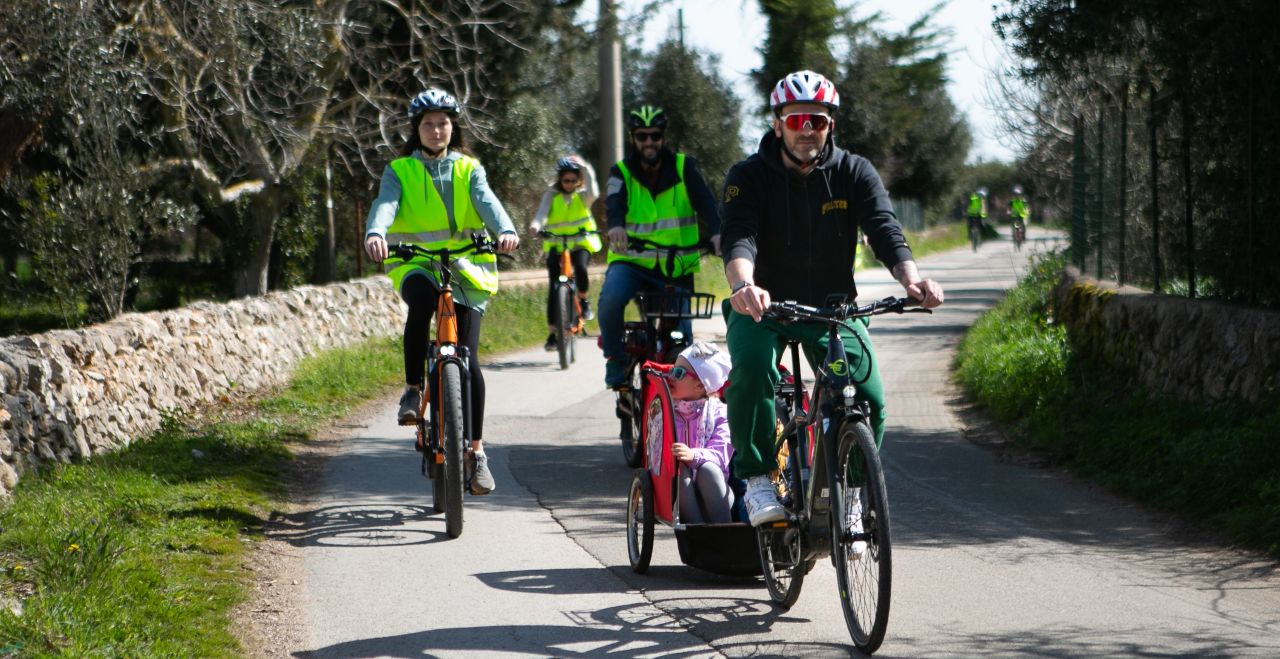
[770,70,840,114]
[408,88,459,117]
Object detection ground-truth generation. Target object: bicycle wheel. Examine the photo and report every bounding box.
[831,420,892,653]
[970,224,980,252]
[757,440,812,608]
[440,361,466,538]
[620,367,644,468]
[556,285,572,370]
[626,468,655,573]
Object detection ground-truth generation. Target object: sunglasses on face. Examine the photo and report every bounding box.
[668,365,700,384]
[633,131,664,143]
[781,113,832,132]
[560,177,580,186]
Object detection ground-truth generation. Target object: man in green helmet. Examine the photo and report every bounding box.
[598,105,722,388]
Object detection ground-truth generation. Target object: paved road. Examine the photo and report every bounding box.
[283,229,1280,657]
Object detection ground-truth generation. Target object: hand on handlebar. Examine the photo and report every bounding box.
[730,283,771,323]
[905,278,944,309]
[495,232,519,254]
[365,235,388,263]
[608,227,628,252]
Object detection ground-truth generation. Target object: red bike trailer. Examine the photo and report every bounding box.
[626,365,760,577]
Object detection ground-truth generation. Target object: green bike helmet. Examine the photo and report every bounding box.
[627,105,668,131]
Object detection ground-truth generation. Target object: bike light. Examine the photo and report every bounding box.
[842,385,857,406]
[669,330,685,342]
[438,345,457,357]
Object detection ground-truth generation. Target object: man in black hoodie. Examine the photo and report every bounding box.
[721,71,944,527]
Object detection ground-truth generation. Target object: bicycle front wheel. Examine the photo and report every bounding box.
[440,361,466,538]
[831,420,892,653]
[556,285,572,370]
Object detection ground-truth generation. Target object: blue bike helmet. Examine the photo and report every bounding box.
[555,157,581,173]
[408,88,459,117]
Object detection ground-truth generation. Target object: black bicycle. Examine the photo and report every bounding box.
[614,235,715,468]
[539,228,600,370]
[758,296,930,654]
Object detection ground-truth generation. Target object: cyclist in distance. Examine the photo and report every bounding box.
[967,188,988,235]
[598,105,722,389]
[1009,184,1029,228]
[364,88,519,495]
[529,155,602,351]
[720,70,945,526]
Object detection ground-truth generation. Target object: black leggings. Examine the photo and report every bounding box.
[401,274,486,439]
[545,248,591,325]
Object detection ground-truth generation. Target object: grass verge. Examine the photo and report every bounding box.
[952,252,1280,557]
[0,337,403,656]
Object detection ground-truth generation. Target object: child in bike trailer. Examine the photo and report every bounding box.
[662,341,738,524]
[529,155,602,351]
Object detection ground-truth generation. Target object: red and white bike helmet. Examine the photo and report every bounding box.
[770,70,840,114]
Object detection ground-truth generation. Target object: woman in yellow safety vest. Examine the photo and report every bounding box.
[363,88,519,495]
[528,155,602,350]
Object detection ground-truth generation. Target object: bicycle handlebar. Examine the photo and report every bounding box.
[538,229,601,244]
[764,296,931,324]
[625,235,713,254]
[390,233,496,261]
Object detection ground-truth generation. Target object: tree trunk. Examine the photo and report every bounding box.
[233,187,284,297]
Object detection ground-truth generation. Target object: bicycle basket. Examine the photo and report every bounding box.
[635,291,716,321]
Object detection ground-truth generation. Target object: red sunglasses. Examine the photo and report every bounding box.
[781,113,832,132]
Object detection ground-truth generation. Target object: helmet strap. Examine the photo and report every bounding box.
[780,133,833,171]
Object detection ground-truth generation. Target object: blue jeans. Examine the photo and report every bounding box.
[597,262,693,363]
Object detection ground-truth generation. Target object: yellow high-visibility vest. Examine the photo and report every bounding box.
[544,192,602,253]
[384,155,499,296]
[608,153,700,277]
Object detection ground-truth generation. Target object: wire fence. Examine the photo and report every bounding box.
[1068,82,1280,308]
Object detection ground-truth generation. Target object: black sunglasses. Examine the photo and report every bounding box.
[633,131,664,143]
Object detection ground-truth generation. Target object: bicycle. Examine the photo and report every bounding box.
[1011,218,1026,251]
[611,235,715,468]
[757,296,931,654]
[390,234,497,539]
[538,228,601,370]
[968,217,983,252]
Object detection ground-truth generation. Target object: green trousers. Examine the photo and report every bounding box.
[723,300,886,479]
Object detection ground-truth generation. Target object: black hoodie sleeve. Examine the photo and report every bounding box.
[681,155,722,236]
[851,157,914,270]
[720,159,760,264]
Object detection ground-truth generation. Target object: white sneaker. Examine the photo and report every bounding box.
[744,475,785,527]
[847,486,867,559]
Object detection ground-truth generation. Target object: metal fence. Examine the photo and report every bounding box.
[1068,84,1279,308]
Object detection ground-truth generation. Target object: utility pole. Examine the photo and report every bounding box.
[598,0,623,179]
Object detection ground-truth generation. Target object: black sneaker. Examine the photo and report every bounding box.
[397,388,421,425]
[543,333,557,352]
[580,298,595,321]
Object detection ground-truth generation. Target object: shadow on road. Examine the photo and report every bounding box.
[295,597,859,658]
[475,567,757,596]
[267,503,449,547]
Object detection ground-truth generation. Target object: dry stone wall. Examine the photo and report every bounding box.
[1053,267,1280,408]
[0,277,403,497]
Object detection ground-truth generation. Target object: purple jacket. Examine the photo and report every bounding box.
[674,398,732,476]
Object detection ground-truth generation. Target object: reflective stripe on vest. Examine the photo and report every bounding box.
[384,156,499,294]
[608,153,700,277]
[544,192,602,253]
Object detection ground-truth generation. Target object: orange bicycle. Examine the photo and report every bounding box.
[390,234,495,539]
[539,228,600,370]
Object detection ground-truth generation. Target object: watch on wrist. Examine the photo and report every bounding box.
[731,280,754,293]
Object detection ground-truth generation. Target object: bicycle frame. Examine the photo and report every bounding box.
[540,229,598,337]
[770,322,869,560]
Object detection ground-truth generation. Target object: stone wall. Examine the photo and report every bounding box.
[0,277,403,497]
[1053,266,1280,408]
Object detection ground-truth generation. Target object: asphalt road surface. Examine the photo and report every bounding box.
[282,228,1280,657]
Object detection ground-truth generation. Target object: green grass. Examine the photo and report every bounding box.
[0,337,403,656]
[953,252,1280,556]
[856,222,970,272]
